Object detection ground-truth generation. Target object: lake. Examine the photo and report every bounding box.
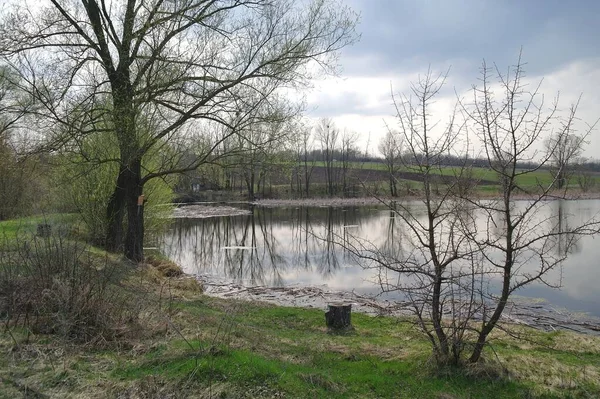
[161,200,600,317]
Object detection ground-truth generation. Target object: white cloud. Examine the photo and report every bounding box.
[304,58,600,159]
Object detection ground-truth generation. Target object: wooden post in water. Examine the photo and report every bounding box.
[325,303,353,331]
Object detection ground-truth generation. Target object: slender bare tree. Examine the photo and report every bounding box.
[350,69,478,365]
[350,58,599,366]
[234,98,297,199]
[0,0,358,261]
[0,66,33,138]
[545,128,586,190]
[378,129,403,197]
[461,55,599,363]
[299,124,317,197]
[315,117,339,196]
[340,129,358,196]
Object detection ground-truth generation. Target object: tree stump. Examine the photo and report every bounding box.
[325,303,353,331]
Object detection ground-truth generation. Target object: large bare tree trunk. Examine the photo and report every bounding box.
[105,168,126,252]
[106,160,145,262]
[124,158,144,262]
[108,71,143,261]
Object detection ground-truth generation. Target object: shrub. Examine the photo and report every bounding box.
[0,232,140,343]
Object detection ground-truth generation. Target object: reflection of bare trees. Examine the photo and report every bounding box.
[162,206,370,286]
[551,200,580,257]
[378,202,405,260]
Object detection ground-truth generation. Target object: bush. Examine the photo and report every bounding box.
[0,232,140,343]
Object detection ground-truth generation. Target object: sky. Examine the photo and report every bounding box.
[305,0,600,158]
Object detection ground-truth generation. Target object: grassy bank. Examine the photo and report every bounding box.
[1,283,599,398]
[0,213,78,239]
[1,218,599,398]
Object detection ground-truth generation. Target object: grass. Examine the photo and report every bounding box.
[1,287,599,398]
[1,214,599,398]
[0,213,78,239]
[314,161,600,190]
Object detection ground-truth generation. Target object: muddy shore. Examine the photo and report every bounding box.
[171,203,252,218]
[198,275,600,336]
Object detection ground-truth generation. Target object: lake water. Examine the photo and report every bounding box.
[161,200,600,317]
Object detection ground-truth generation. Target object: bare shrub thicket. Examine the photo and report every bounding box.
[353,58,599,366]
[0,231,140,343]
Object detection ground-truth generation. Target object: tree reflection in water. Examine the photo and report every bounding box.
[161,206,369,286]
[160,201,600,316]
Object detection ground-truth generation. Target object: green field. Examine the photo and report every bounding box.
[312,161,598,189]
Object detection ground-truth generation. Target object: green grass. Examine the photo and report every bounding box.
[0,213,77,239]
[0,214,598,398]
[314,161,600,190]
[2,290,598,398]
[109,301,530,398]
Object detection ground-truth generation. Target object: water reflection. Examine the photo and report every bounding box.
[162,206,371,287]
[161,200,600,316]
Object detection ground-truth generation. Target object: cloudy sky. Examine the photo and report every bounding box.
[305,0,600,158]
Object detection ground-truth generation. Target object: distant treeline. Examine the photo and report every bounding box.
[279,149,599,172]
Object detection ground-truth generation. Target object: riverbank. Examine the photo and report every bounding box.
[253,191,600,207]
[171,191,600,218]
[2,282,599,398]
[0,242,599,398]
[198,275,600,336]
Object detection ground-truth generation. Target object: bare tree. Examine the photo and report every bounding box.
[352,69,476,365]
[235,100,296,199]
[0,0,358,261]
[291,123,317,197]
[351,58,599,367]
[0,67,31,138]
[315,118,339,196]
[301,124,317,197]
[340,129,358,196]
[545,129,586,190]
[378,129,403,197]
[461,55,599,363]
[573,158,596,192]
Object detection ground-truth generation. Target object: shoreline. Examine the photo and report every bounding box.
[168,197,600,335]
[172,192,600,217]
[197,275,600,336]
[253,192,600,207]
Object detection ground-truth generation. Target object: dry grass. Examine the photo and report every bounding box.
[145,255,184,277]
[500,352,600,395]
[1,260,599,398]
